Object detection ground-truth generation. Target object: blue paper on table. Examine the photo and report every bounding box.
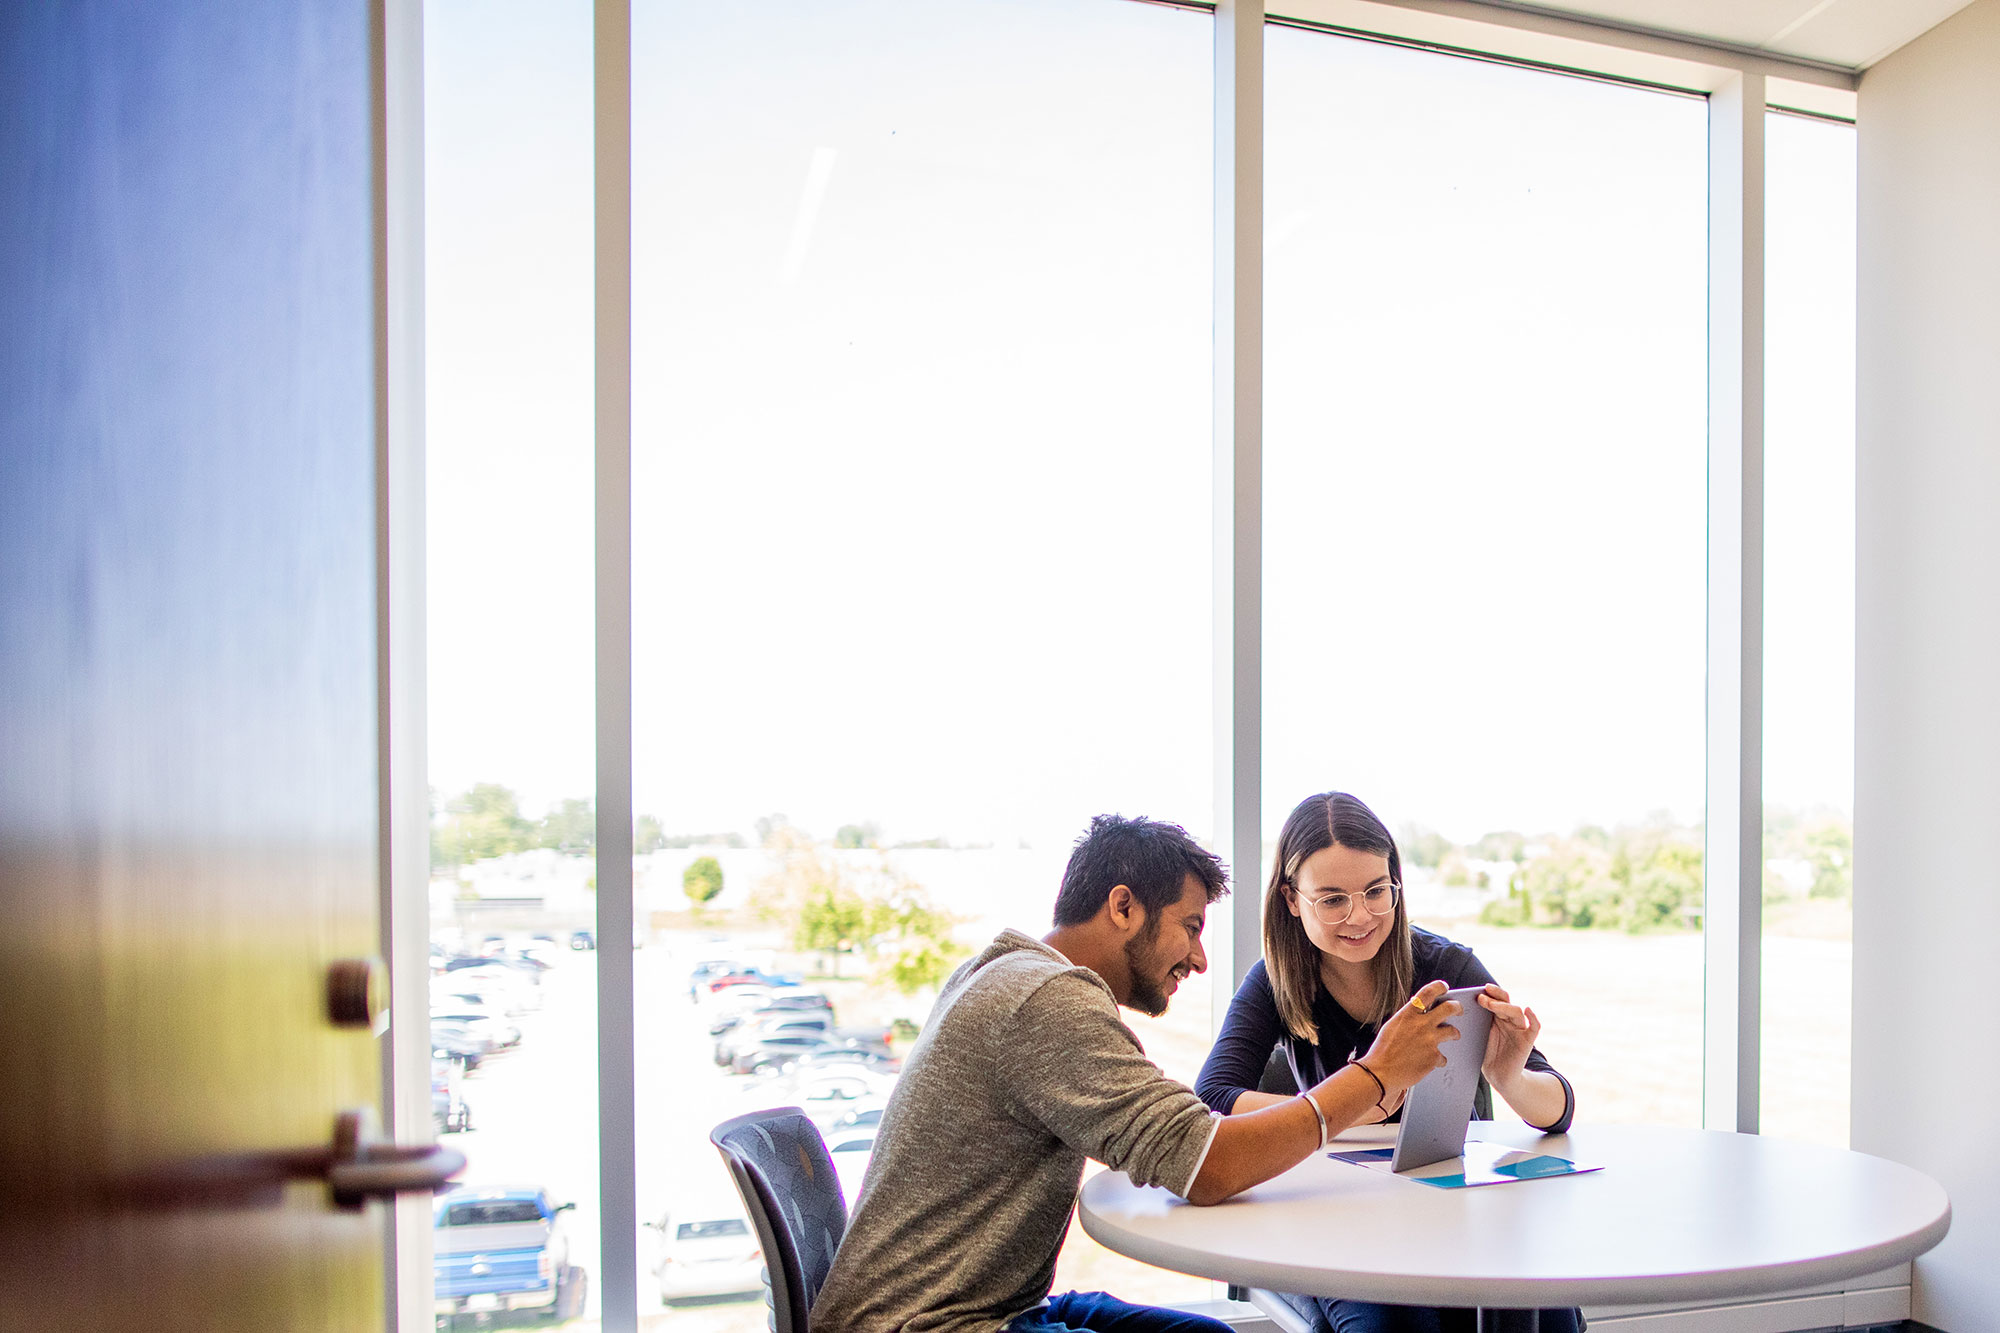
[1329,1139,1601,1189]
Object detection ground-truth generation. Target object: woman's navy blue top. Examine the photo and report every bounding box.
[1195,927,1574,1132]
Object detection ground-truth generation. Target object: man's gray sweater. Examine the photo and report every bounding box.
[810,930,1220,1333]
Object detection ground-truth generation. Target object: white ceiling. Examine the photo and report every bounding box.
[1513,0,1980,68]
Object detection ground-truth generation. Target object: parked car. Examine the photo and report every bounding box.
[686,958,751,1000]
[701,986,776,1034]
[706,985,829,1033]
[713,1012,834,1067]
[648,1208,763,1305]
[730,1031,835,1075]
[434,981,533,1019]
[569,929,595,951]
[826,1105,882,1137]
[792,1045,899,1076]
[429,1006,521,1051]
[756,987,832,1017]
[699,968,800,1003]
[430,1018,500,1065]
[825,1130,875,1204]
[791,1069,894,1128]
[433,1186,584,1327]
[444,956,546,992]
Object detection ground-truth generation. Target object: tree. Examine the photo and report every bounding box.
[1805,820,1853,900]
[834,822,882,850]
[537,797,595,855]
[755,812,798,849]
[683,855,724,915]
[435,783,535,866]
[796,884,871,975]
[1470,830,1527,863]
[635,814,666,855]
[1398,824,1451,869]
[876,887,966,994]
[753,843,967,990]
[1491,821,1704,932]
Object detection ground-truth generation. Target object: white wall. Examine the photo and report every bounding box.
[1853,1,2000,1328]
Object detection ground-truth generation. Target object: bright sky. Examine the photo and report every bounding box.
[424,0,1855,851]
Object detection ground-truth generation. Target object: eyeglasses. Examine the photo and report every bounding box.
[1299,882,1399,924]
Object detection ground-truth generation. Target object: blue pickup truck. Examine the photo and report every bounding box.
[434,1186,586,1327]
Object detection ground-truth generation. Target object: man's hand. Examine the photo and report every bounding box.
[1357,979,1459,1098]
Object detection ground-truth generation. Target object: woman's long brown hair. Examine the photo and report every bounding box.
[1261,791,1415,1042]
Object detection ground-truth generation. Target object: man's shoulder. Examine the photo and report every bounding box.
[948,930,1111,1017]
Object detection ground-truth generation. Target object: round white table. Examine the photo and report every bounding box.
[1077,1122,1949,1317]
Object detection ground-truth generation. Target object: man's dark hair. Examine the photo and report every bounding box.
[1051,814,1230,928]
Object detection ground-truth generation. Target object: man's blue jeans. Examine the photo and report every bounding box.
[1005,1289,1236,1333]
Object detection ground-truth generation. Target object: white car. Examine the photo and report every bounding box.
[824,1129,876,1205]
[433,981,532,1018]
[791,1070,893,1128]
[429,1004,521,1050]
[650,1209,763,1305]
[441,964,541,1010]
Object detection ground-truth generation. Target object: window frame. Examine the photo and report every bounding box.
[379,1,1860,1328]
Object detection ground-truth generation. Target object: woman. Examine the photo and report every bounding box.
[1195,792,1581,1333]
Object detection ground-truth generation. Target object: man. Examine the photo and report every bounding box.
[811,814,1461,1333]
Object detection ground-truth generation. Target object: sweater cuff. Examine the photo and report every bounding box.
[1181,1112,1224,1198]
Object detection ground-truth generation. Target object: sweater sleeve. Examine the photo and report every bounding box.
[1195,962,1287,1114]
[996,974,1219,1198]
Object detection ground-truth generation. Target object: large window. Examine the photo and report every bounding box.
[626,0,1211,1313]
[1264,28,1710,1127]
[1760,109,1857,1148]
[426,1,601,1326]
[416,2,1858,1325]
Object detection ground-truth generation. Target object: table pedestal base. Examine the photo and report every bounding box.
[1474,1311,1539,1333]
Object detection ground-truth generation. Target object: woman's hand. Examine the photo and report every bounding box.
[1357,979,1459,1098]
[1477,983,1569,1128]
[1477,983,1540,1088]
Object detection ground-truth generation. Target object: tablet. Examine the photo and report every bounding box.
[1389,986,1493,1173]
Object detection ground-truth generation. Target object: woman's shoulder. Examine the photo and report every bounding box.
[1409,925,1492,984]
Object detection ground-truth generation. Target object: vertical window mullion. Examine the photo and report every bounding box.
[594,0,638,1327]
[1704,70,1766,1135]
[1214,0,1265,1015]
[376,0,431,1326]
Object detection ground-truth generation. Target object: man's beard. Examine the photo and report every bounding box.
[1123,919,1175,1017]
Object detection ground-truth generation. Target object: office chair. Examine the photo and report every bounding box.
[711,1106,849,1333]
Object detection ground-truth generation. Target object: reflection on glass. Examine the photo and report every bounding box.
[629,0,1211,1320]
[1761,110,1856,1149]
[426,0,600,1325]
[1265,30,1709,1128]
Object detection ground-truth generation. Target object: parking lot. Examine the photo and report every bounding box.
[434,930,910,1332]
[434,900,1852,1329]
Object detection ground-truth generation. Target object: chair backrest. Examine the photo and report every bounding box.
[710,1106,848,1333]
